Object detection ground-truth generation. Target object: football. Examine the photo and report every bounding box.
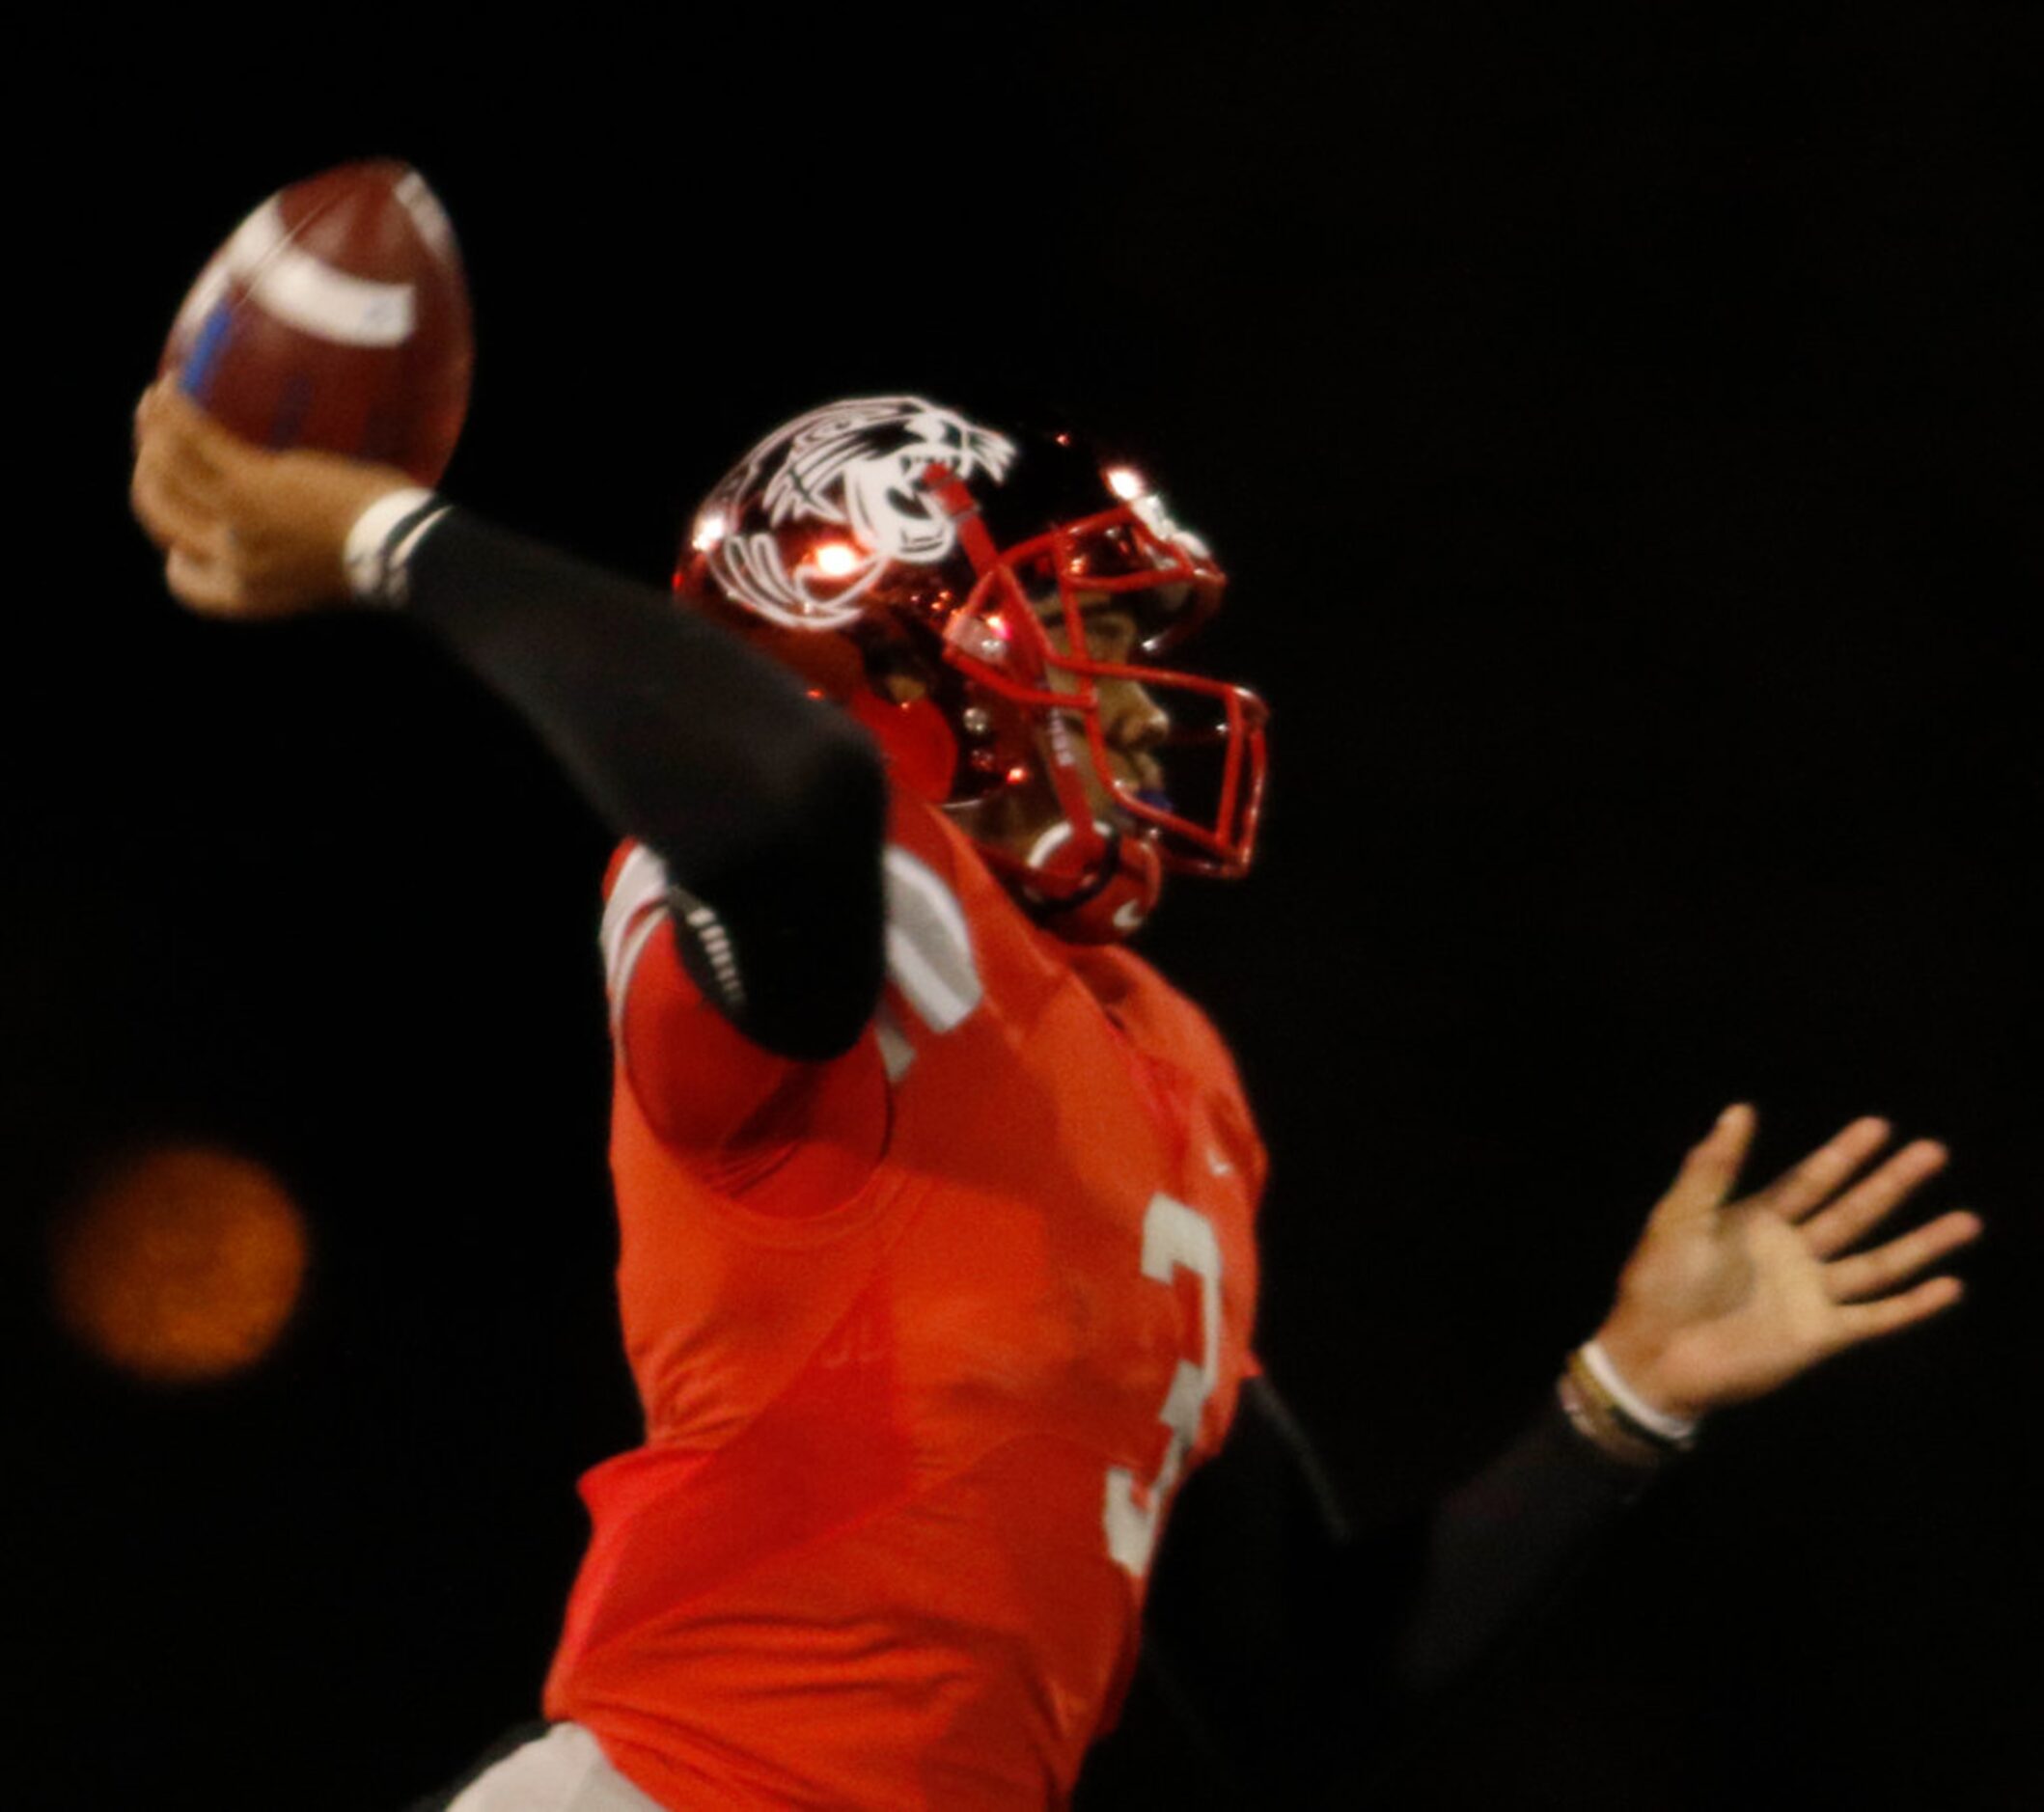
[160,159,473,485]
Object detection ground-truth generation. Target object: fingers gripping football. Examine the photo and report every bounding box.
[131,383,415,618]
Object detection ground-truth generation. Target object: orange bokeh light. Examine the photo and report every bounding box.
[51,1144,310,1382]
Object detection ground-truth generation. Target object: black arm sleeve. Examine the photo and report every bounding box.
[1075,1376,1659,1807]
[401,510,887,1059]
[1384,1386,1656,1699]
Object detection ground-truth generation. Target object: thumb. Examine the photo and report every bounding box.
[1661,1102,1756,1218]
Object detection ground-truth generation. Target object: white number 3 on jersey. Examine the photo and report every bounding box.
[1103,1193,1223,1578]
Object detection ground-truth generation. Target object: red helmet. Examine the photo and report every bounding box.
[676,397,1267,940]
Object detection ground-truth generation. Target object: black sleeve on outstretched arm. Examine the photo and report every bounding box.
[1076,1375,1657,1807]
[401,510,887,1060]
[1382,1385,1655,1700]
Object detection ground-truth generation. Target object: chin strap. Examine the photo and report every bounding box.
[1024,821,1164,945]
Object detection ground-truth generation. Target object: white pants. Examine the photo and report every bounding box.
[449,1723,667,1811]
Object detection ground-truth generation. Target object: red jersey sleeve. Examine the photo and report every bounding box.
[600,841,888,1215]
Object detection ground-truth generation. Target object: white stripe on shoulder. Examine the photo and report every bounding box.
[608,912,669,1039]
[600,845,673,1010]
[882,844,981,1034]
[873,1002,918,1084]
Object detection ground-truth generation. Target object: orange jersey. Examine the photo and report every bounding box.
[543,789,1264,1809]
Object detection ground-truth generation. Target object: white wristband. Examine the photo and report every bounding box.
[344,486,449,605]
[1580,1339,1702,1442]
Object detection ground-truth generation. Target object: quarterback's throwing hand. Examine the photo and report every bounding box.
[1594,1106,1981,1419]
[130,381,414,619]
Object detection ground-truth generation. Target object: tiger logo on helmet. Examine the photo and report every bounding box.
[696,398,1018,629]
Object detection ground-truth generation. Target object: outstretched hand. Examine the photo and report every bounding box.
[129,380,416,618]
[1594,1106,1981,1419]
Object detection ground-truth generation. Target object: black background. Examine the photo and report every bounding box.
[8,7,2038,1806]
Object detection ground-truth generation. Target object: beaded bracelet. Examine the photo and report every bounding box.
[1556,1345,1699,1469]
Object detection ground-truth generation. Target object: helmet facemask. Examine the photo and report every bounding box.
[678,398,1268,937]
[926,476,1267,903]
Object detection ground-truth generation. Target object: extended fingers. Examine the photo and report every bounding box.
[1825,1206,1981,1303]
[1799,1139,1950,1257]
[1754,1115,1892,1221]
[1829,1273,1967,1349]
